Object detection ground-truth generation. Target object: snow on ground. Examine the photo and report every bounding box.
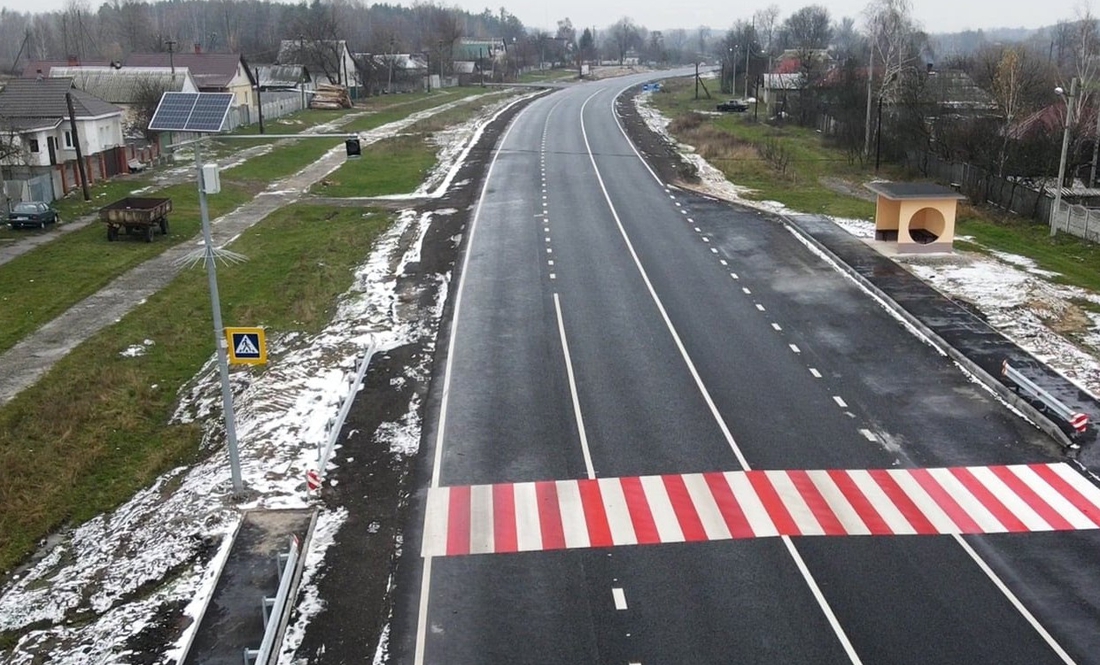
[0,97,488,664]
[636,93,1100,401]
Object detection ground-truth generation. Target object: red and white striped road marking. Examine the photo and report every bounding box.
[421,464,1100,557]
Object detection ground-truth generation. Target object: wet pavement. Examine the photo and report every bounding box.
[784,213,1100,470]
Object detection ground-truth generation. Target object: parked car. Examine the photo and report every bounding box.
[8,201,59,229]
[716,99,749,113]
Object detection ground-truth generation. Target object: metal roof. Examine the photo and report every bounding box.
[50,67,197,104]
[865,181,966,200]
[0,77,120,121]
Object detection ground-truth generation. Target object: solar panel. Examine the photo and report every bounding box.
[148,92,234,133]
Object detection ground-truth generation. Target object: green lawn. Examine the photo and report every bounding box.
[313,134,436,197]
[344,88,490,133]
[0,183,252,355]
[0,203,391,574]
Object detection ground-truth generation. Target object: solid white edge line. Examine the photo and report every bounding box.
[605,78,864,665]
[579,89,748,470]
[415,94,541,665]
[953,534,1078,664]
[781,535,866,665]
[554,293,597,480]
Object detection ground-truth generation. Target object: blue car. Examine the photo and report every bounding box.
[8,201,59,229]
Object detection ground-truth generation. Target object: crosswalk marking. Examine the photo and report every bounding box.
[422,464,1100,557]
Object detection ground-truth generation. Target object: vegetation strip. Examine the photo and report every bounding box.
[0,203,390,573]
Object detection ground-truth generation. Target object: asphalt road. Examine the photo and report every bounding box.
[389,72,1100,664]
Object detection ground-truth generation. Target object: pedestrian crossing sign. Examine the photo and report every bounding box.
[226,327,267,365]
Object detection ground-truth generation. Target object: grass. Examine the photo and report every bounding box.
[313,134,436,197]
[0,203,390,573]
[518,68,578,83]
[314,90,518,198]
[0,183,252,355]
[344,87,489,133]
[651,76,1100,294]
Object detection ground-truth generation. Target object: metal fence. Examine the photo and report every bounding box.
[906,152,1052,223]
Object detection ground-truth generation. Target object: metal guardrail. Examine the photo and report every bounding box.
[317,343,377,475]
[1002,360,1090,439]
[243,535,300,665]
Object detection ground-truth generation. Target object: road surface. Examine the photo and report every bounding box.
[390,72,1100,665]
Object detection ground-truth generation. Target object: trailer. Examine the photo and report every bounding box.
[99,197,172,242]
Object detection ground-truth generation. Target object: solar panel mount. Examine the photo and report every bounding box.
[148,92,235,133]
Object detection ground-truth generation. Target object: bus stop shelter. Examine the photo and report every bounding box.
[866,182,966,253]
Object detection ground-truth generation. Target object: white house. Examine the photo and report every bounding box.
[0,77,126,201]
[49,66,199,138]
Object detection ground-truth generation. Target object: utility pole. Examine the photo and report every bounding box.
[166,39,177,76]
[1052,77,1078,236]
[65,91,90,201]
[863,38,874,157]
[254,66,264,134]
[695,61,700,99]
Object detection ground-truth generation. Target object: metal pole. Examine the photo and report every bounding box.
[195,141,244,494]
[875,93,884,173]
[1052,77,1077,236]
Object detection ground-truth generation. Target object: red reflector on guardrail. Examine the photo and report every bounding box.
[1071,413,1089,433]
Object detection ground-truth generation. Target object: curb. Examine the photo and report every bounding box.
[780,214,1077,451]
[174,515,246,665]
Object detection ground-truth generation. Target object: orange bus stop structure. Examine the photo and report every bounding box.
[866,182,965,253]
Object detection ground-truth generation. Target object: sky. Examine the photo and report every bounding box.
[0,0,1066,35]
[479,0,1062,35]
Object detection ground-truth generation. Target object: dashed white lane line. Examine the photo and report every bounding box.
[612,587,628,610]
[834,396,849,408]
[742,287,751,295]
[710,248,718,254]
[702,237,710,243]
[694,227,702,232]
[810,368,822,378]
[546,248,553,253]
[772,323,782,331]
[550,273,557,280]
[548,259,555,266]
[730,272,739,279]
[545,237,551,242]
[789,343,801,353]
[860,429,877,441]
[756,303,765,311]
[719,259,728,266]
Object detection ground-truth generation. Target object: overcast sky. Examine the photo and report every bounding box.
[0,0,1064,35]
[483,0,1060,35]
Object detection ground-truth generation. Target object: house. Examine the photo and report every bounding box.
[761,73,805,110]
[363,54,427,94]
[923,69,997,116]
[48,66,198,138]
[123,51,256,108]
[0,77,126,201]
[277,40,358,93]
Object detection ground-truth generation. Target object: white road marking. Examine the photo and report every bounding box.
[545,237,551,242]
[557,480,591,548]
[789,344,800,353]
[730,272,739,279]
[547,248,552,253]
[613,587,628,610]
[548,259,555,266]
[772,323,782,331]
[710,247,718,253]
[601,84,864,665]
[416,94,541,665]
[468,483,495,554]
[742,287,751,294]
[640,475,686,543]
[683,473,733,540]
[954,534,1079,664]
[514,482,543,551]
[719,259,728,266]
[756,303,765,311]
[810,368,822,378]
[833,395,847,408]
[554,293,595,480]
[859,428,876,441]
[702,237,710,243]
[694,227,701,232]
[550,273,556,280]
[600,477,638,545]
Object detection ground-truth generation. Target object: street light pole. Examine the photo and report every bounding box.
[1052,77,1078,236]
[194,141,244,495]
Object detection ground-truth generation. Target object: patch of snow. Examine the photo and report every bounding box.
[278,508,347,665]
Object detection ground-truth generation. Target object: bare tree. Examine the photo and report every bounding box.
[754,4,781,55]
[862,0,919,154]
[609,17,640,66]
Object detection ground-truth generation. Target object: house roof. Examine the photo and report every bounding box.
[123,53,252,89]
[0,77,120,121]
[255,64,311,88]
[369,54,427,71]
[21,60,110,78]
[925,70,996,111]
[1010,103,1098,140]
[49,66,197,103]
[866,181,966,200]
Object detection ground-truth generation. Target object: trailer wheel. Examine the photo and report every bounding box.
[159,217,169,235]
[107,226,118,242]
[144,225,154,243]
